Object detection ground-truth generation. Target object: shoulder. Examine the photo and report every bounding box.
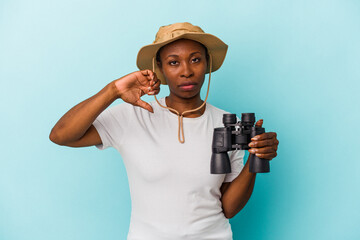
[106,101,136,115]
[204,102,232,127]
[206,102,232,122]
[206,102,242,123]
[206,102,230,115]
[108,99,168,119]
[101,101,152,123]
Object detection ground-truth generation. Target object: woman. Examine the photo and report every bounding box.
[50,22,279,239]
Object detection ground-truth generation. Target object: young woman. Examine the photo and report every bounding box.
[50,22,279,239]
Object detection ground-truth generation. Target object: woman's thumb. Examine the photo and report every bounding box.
[135,99,154,113]
[255,119,263,127]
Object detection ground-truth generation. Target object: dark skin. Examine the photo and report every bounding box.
[156,39,207,117]
[49,38,279,219]
[156,39,280,218]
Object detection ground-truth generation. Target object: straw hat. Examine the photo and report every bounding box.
[136,22,228,85]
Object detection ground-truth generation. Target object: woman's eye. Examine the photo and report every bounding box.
[169,61,178,66]
[192,58,200,63]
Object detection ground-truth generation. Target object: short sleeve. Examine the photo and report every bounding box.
[92,113,112,150]
[223,149,245,182]
[92,104,130,150]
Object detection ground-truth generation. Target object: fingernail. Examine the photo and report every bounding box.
[148,87,151,91]
[249,149,255,153]
[248,142,254,147]
[252,136,259,140]
[148,91,154,95]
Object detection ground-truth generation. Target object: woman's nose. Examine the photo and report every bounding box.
[180,62,194,78]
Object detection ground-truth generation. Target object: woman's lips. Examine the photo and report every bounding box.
[179,82,197,91]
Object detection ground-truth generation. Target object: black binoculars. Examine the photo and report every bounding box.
[210,113,270,174]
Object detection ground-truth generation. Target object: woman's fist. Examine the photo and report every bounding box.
[113,70,161,113]
[248,119,279,160]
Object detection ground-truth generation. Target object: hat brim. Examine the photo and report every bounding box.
[136,32,228,85]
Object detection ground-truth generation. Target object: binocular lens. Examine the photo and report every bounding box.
[241,113,255,124]
[223,114,237,124]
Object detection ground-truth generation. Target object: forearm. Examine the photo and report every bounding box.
[221,157,256,218]
[50,82,118,144]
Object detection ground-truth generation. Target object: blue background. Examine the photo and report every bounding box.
[1,0,359,239]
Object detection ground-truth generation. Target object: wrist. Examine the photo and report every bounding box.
[244,159,257,176]
[106,81,121,101]
[112,76,130,100]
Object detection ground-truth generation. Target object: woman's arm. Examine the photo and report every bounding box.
[220,120,279,218]
[49,70,160,147]
[220,159,256,219]
[49,82,118,146]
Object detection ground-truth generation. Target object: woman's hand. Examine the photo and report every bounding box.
[248,119,279,160]
[112,69,161,113]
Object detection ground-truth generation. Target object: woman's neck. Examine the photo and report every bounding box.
[165,94,206,118]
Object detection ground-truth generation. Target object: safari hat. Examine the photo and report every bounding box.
[136,22,228,84]
[136,22,228,144]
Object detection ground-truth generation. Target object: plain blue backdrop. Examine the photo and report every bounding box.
[1,0,359,239]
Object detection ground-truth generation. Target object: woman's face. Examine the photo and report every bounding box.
[157,39,208,100]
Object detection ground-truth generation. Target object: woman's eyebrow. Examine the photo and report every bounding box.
[165,51,202,59]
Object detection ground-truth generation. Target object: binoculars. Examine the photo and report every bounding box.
[210,113,270,174]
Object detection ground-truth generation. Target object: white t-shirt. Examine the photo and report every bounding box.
[93,97,245,240]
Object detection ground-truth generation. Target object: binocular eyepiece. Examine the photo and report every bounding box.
[210,113,270,174]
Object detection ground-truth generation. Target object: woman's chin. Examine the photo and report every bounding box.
[177,91,201,100]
